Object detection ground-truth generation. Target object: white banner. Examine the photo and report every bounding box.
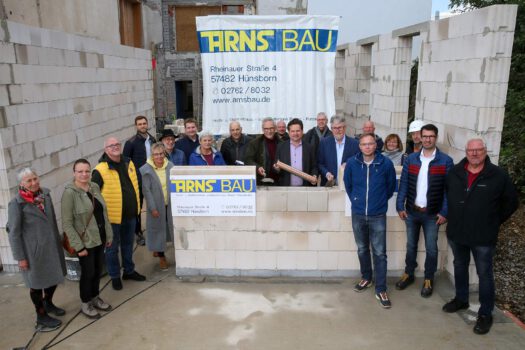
[196,15,339,135]
[170,174,256,216]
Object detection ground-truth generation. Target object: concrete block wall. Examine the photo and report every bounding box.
[370,35,412,145]
[416,5,517,164]
[0,21,153,271]
[338,43,372,135]
[175,185,448,278]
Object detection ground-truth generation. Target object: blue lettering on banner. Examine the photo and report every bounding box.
[171,179,256,193]
[198,29,338,53]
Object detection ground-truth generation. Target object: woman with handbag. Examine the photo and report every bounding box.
[61,159,113,319]
[140,143,174,270]
[7,167,67,331]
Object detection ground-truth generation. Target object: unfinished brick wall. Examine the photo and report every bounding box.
[0,21,154,271]
[416,5,517,164]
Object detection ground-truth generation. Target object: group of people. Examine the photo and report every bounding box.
[344,123,518,336]
[7,116,177,330]
[7,114,518,336]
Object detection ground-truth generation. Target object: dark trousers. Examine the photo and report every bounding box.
[30,285,57,313]
[448,240,496,316]
[78,244,105,303]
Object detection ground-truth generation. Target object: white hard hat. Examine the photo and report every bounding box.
[408,120,425,133]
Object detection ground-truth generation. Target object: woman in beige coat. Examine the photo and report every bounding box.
[61,159,113,319]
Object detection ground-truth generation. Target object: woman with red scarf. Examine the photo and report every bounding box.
[7,168,66,332]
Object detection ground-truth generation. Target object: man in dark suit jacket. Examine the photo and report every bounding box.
[317,116,360,186]
[274,118,317,186]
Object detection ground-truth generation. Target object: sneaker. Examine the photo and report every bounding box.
[473,315,493,335]
[112,278,123,290]
[420,279,433,298]
[353,279,372,292]
[375,291,392,309]
[136,232,145,246]
[81,302,100,319]
[395,273,415,290]
[43,300,66,316]
[36,312,62,331]
[159,257,168,271]
[442,298,470,313]
[122,271,146,281]
[92,296,112,311]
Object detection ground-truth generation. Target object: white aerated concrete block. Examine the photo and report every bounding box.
[286,232,309,251]
[295,251,317,269]
[216,250,236,269]
[256,251,277,269]
[235,251,257,269]
[276,251,296,269]
[317,252,338,270]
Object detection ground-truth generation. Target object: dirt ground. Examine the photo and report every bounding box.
[495,204,525,323]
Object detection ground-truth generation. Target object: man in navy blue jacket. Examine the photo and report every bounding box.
[317,116,359,186]
[123,116,156,245]
[396,124,453,298]
[175,118,200,160]
[344,133,396,309]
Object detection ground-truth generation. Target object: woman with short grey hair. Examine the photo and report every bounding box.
[7,167,66,331]
[189,131,226,165]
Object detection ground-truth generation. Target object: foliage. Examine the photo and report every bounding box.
[450,0,525,199]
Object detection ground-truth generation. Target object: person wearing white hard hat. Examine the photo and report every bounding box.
[406,119,425,154]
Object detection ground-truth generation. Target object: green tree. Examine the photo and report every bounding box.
[449,1,525,198]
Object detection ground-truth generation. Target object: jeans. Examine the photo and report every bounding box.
[106,218,136,279]
[78,244,105,302]
[351,214,387,293]
[404,210,439,279]
[449,240,495,316]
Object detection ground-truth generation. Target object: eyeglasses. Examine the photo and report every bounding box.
[263,127,275,131]
[466,148,485,154]
[421,135,436,139]
[152,152,165,157]
[105,143,121,149]
[332,126,344,131]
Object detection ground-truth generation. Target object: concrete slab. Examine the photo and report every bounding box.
[1,245,524,350]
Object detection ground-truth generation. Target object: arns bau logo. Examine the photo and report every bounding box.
[198,29,337,53]
[172,179,255,193]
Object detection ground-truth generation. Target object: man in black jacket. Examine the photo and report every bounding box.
[443,138,518,335]
[123,116,156,245]
[220,121,253,165]
[304,112,333,154]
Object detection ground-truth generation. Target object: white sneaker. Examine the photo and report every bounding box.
[81,302,100,319]
[92,296,112,311]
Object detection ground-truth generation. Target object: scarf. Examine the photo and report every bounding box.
[19,187,45,213]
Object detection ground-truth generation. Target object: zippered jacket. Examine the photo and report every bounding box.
[396,148,453,216]
[446,157,518,246]
[344,152,396,216]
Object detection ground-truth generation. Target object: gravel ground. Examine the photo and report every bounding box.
[495,204,525,323]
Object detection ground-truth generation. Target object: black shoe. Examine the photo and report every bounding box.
[420,279,433,298]
[442,298,470,313]
[43,300,66,316]
[395,273,415,290]
[112,278,123,290]
[136,232,145,246]
[375,291,392,309]
[473,315,493,335]
[353,279,372,292]
[36,312,62,331]
[122,271,146,281]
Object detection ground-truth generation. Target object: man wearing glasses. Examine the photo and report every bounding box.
[396,124,453,298]
[317,116,359,186]
[244,117,281,185]
[443,138,518,334]
[93,137,146,291]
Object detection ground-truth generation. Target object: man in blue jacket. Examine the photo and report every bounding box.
[318,116,359,186]
[344,133,396,308]
[123,115,156,246]
[396,124,453,298]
